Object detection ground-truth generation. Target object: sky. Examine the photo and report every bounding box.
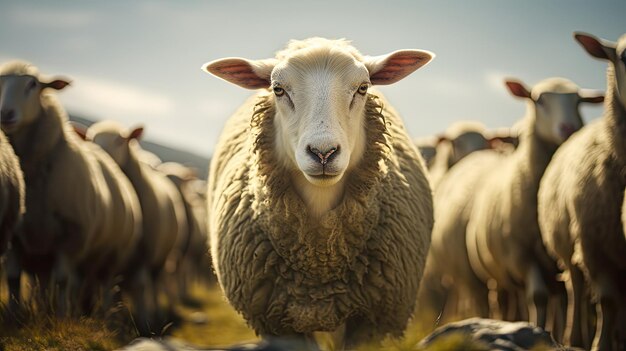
[0,1,624,158]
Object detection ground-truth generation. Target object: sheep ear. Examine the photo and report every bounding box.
[69,121,87,140]
[488,135,519,149]
[436,134,449,145]
[43,77,71,90]
[579,89,605,104]
[127,126,144,140]
[574,32,616,61]
[505,79,531,99]
[202,57,277,90]
[365,50,434,85]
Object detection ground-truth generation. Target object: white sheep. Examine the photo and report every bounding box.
[414,136,438,169]
[415,150,500,329]
[538,32,626,350]
[465,77,603,338]
[86,121,187,334]
[0,130,24,256]
[156,162,210,298]
[427,121,493,189]
[0,129,25,312]
[203,38,434,348]
[0,61,142,316]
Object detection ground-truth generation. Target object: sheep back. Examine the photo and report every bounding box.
[83,141,142,273]
[128,146,187,271]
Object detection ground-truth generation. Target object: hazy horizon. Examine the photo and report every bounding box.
[1,1,624,157]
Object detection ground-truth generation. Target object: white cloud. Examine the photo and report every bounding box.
[59,75,175,120]
[8,7,96,29]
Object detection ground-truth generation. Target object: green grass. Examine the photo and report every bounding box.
[0,279,561,351]
[170,283,258,348]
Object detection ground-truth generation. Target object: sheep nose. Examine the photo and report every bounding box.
[0,109,16,123]
[307,145,339,165]
[559,123,578,139]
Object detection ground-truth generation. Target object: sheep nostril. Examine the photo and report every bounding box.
[307,145,340,165]
[0,109,16,123]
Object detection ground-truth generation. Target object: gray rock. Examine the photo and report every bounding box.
[418,318,581,351]
[118,337,316,351]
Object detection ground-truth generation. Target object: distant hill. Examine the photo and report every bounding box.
[69,115,210,180]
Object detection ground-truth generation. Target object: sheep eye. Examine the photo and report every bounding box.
[273,86,284,97]
[357,83,368,95]
[26,80,37,92]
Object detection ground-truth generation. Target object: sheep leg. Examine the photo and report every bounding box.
[565,265,586,347]
[549,284,568,343]
[52,254,74,318]
[150,270,163,327]
[133,267,152,336]
[415,263,448,328]
[6,246,22,315]
[592,275,618,351]
[345,315,380,349]
[328,322,346,350]
[464,276,490,318]
[526,264,549,329]
[496,288,512,320]
[79,275,99,315]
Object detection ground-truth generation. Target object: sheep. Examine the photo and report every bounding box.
[0,61,141,316]
[464,77,603,338]
[0,129,25,312]
[538,32,626,351]
[427,121,494,189]
[414,136,437,169]
[202,38,434,347]
[85,121,187,333]
[415,150,500,330]
[0,130,24,256]
[156,162,210,298]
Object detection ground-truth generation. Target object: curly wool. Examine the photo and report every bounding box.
[209,92,433,338]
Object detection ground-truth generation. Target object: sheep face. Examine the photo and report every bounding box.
[0,74,69,135]
[203,38,433,189]
[270,48,372,187]
[505,78,603,145]
[90,131,129,165]
[449,131,489,165]
[575,32,626,110]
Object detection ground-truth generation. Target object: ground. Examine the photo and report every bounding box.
[0,280,554,351]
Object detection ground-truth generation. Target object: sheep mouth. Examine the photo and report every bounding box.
[302,171,344,186]
[308,174,339,180]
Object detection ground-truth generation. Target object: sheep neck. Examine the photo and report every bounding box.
[603,65,626,171]
[291,172,346,219]
[8,95,66,177]
[527,120,558,175]
[514,116,558,198]
[121,144,145,186]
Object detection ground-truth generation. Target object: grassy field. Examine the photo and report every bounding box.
[0,280,557,351]
[0,281,259,351]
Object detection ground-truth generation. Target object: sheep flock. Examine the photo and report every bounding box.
[0,32,624,351]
